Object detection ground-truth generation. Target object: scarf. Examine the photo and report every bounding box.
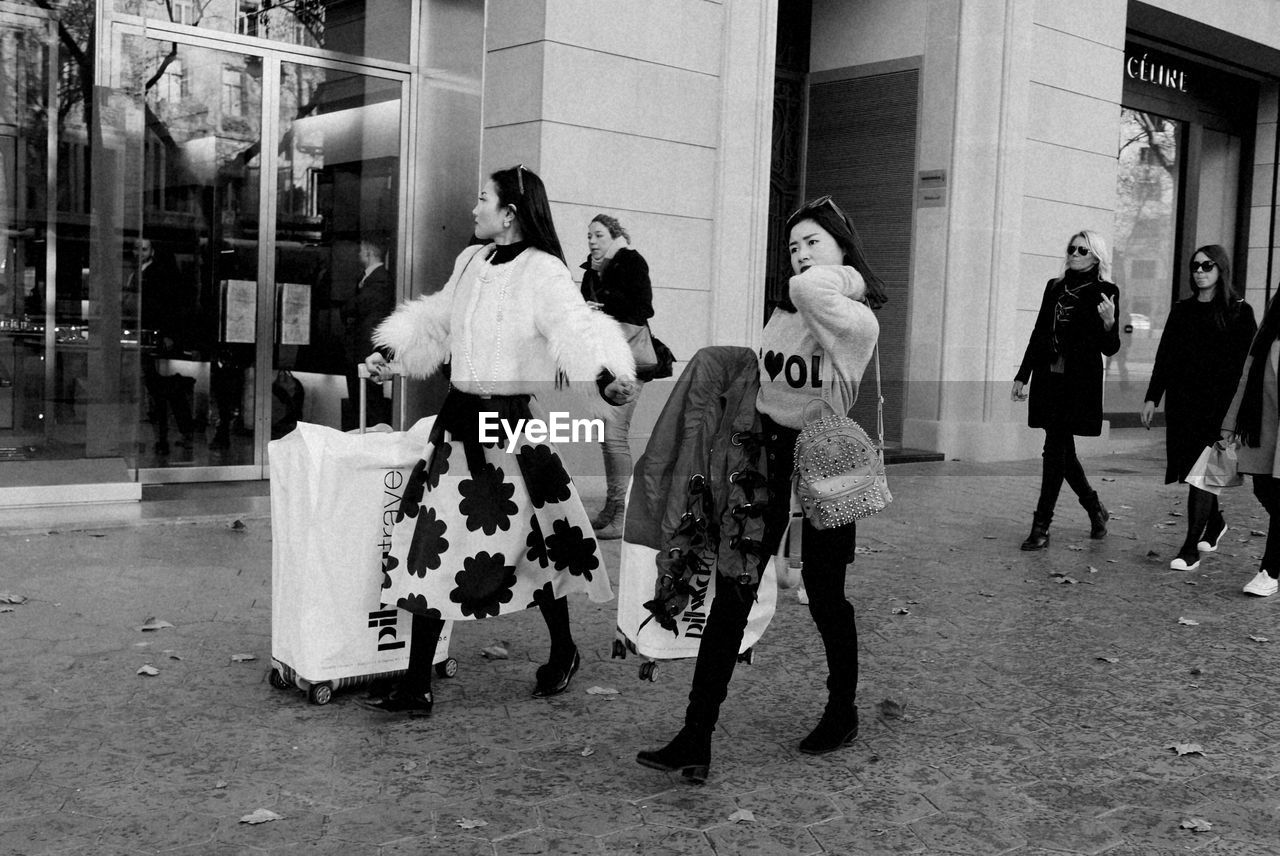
[1049,266,1098,358]
[589,235,629,274]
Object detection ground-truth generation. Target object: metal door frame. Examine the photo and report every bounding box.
[105,10,415,483]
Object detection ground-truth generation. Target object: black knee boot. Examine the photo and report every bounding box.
[635,718,712,784]
[364,613,439,716]
[1021,512,1051,551]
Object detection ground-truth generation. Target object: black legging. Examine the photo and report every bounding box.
[682,415,859,731]
[1035,428,1094,520]
[1252,475,1280,577]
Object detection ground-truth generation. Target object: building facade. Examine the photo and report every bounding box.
[3,0,1280,507]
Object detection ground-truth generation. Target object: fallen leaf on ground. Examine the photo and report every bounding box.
[978,591,995,597]
[983,535,998,540]
[854,545,881,554]
[229,519,247,531]
[400,761,418,772]
[214,781,228,789]
[1056,577,1080,585]
[892,607,910,615]
[1250,635,1270,643]
[0,607,13,614]
[137,665,159,676]
[136,617,174,632]
[239,808,282,824]
[1066,545,1084,551]
[1096,656,1119,663]
[1169,511,1183,517]
[581,746,595,757]
[165,651,182,660]
[1252,529,1267,536]
[728,808,755,822]
[1178,617,1200,626]
[1180,817,1212,832]
[1146,550,1160,557]
[479,642,509,660]
[796,588,809,605]
[877,698,905,719]
[1185,581,1199,586]
[586,686,619,695]
[1087,566,1099,573]
[1166,742,1204,756]
[230,653,256,663]
[456,818,487,830]
[1101,477,1116,482]
[0,593,26,604]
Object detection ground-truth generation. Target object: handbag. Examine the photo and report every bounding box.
[619,321,659,373]
[1186,441,1243,496]
[793,347,891,528]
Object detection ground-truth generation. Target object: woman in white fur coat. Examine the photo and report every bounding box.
[363,165,638,715]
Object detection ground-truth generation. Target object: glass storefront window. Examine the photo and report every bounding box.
[1111,108,1182,414]
[114,0,411,63]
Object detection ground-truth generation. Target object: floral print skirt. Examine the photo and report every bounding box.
[383,391,613,621]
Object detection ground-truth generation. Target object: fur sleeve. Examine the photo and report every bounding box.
[532,259,636,385]
[372,245,485,378]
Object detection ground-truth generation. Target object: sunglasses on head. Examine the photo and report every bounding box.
[1067,245,1092,257]
[1189,259,1217,273]
[790,194,851,228]
[514,163,525,195]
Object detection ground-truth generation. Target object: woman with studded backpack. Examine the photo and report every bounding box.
[636,195,884,783]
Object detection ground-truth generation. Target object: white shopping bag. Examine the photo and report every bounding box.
[615,538,777,661]
[269,418,444,683]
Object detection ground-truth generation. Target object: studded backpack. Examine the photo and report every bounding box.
[793,347,891,528]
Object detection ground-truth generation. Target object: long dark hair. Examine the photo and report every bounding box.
[1236,290,1280,446]
[782,196,887,311]
[1190,244,1238,330]
[491,165,565,265]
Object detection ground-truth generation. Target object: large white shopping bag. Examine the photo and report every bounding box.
[269,418,446,684]
[615,537,778,662]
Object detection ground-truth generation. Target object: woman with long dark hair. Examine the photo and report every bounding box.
[1142,245,1255,570]
[636,195,883,782]
[1223,290,1280,596]
[581,213,654,540]
[362,165,638,714]
[1012,229,1120,550]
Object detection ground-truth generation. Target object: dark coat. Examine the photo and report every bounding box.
[580,247,654,326]
[1015,272,1121,436]
[341,264,395,363]
[1145,297,1257,483]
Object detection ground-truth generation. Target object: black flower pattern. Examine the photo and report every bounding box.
[525,514,549,568]
[425,442,451,491]
[517,444,572,509]
[406,506,449,578]
[544,518,599,581]
[527,581,556,610]
[394,458,428,523]
[397,594,443,621]
[449,551,517,619]
[458,462,518,535]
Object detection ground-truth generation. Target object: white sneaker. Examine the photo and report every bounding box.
[1242,571,1278,597]
[1197,523,1227,554]
[1170,554,1200,571]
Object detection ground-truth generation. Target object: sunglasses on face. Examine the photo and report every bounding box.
[790,194,851,228]
[1067,245,1092,257]
[1189,260,1217,273]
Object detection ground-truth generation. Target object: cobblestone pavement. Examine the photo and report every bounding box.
[3,433,1280,855]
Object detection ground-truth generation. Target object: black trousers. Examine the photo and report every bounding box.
[1035,428,1094,520]
[1252,475,1280,576]
[683,415,859,731]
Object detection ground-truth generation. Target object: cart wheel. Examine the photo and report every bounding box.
[639,661,657,682]
[435,658,459,679]
[612,639,627,659]
[737,647,755,665]
[269,668,291,690]
[307,683,333,705]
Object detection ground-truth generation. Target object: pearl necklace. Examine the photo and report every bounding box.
[464,250,516,395]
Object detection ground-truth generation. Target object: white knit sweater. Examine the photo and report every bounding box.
[374,244,636,395]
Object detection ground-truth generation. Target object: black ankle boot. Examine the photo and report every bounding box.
[636,724,711,783]
[799,706,858,755]
[1081,491,1108,538]
[1021,513,1051,551]
[362,684,433,716]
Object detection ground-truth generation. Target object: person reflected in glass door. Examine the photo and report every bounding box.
[341,235,395,430]
[130,238,197,457]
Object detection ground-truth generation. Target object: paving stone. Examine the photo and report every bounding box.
[908,810,1027,854]
[1101,805,1221,850]
[1006,808,1124,854]
[703,820,821,856]
[807,817,928,855]
[597,824,714,856]
[536,793,643,838]
[828,783,938,825]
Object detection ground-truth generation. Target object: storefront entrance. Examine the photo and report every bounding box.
[0,2,417,496]
[1109,41,1259,421]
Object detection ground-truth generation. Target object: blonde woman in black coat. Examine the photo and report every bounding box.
[1012,229,1120,550]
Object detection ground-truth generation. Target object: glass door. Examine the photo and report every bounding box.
[124,26,405,480]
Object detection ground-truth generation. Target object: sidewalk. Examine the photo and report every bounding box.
[3,429,1280,855]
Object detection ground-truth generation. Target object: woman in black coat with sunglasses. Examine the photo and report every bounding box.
[1012,229,1120,550]
[1141,245,1255,571]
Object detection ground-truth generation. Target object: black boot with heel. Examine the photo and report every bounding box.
[799,705,859,755]
[1081,490,1108,539]
[1021,512,1051,551]
[636,723,712,783]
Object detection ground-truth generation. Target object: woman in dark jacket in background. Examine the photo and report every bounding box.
[1012,229,1121,550]
[1141,245,1256,570]
[581,213,654,539]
